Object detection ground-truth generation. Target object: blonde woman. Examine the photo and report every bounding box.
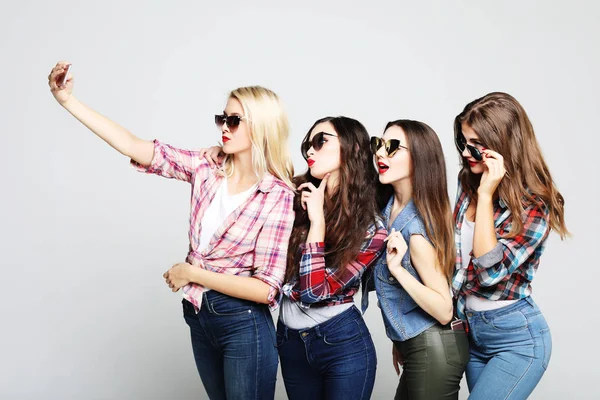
[48,62,295,400]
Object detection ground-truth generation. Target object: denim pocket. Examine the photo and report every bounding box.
[540,328,552,370]
[489,309,528,332]
[209,295,253,316]
[400,290,420,315]
[323,319,361,345]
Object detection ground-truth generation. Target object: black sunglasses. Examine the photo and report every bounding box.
[214,114,247,130]
[301,132,337,159]
[370,137,408,157]
[455,134,483,161]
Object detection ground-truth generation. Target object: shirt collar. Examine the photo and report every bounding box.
[384,197,418,232]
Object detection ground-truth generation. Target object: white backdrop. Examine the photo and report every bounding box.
[1,1,598,399]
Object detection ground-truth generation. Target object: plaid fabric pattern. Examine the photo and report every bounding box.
[451,182,551,319]
[282,217,387,308]
[132,140,295,310]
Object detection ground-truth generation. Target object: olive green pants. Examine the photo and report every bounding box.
[393,324,469,399]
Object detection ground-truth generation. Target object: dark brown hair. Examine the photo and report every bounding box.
[285,116,379,281]
[455,92,569,238]
[380,120,455,281]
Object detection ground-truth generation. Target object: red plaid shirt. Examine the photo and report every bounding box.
[283,218,387,307]
[132,140,295,310]
[451,183,551,319]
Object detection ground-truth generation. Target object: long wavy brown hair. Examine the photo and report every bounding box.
[455,92,569,239]
[378,120,456,281]
[285,116,380,282]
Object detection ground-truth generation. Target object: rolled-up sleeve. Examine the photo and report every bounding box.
[472,205,550,286]
[252,188,295,310]
[130,140,210,183]
[298,225,387,304]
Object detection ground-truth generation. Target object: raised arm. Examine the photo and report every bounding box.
[48,61,154,166]
[386,232,453,325]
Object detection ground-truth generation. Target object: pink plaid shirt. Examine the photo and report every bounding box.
[132,140,295,310]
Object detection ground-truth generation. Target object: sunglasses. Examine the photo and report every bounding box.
[301,132,337,159]
[214,114,247,130]
[455,134,483,161]
[370,137,408,157]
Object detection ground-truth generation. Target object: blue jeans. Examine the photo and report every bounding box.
[464,296,552,400]
[182,291,278,400]
[277,305,377,400]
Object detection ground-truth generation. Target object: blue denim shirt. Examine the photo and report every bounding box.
[372,197,438,341]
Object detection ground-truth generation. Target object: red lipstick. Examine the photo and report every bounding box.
[378,162,389,174]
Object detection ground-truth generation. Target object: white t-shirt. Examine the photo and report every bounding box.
[199,178,257,252]
[280,297,354,330]
[461,218,476,270]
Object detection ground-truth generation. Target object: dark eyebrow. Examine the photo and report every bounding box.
[463,134,480,142]
[316,131,337,137]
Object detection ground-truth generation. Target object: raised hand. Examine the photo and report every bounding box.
[385,228,408,272]
[198,145,224,168]
[478,149,507,197]
[48,61,74,105]
[297,173,330,223]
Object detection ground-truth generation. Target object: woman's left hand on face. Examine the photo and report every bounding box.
[478,149,507,196]
[163,262,192,292]
[297,173,330,223]
[385,228,407,270]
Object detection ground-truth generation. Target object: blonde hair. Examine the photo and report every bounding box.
[222,86,294,189]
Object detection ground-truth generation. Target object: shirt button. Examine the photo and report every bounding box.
[467,312,473,317]
[466,283,474,289]
[388,276,395,282]
[301,332,309,337]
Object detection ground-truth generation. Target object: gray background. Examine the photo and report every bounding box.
[1,1,598,399]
